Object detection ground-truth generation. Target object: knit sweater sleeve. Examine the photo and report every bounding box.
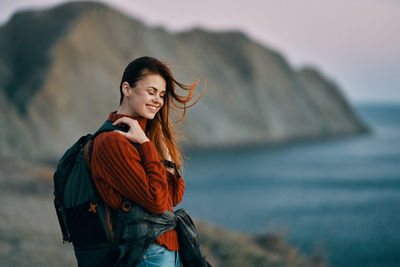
[92,131,168,214]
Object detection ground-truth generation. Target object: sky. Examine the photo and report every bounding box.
[1,0,399,104]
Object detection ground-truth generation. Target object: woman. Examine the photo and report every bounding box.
[90,56,205,266]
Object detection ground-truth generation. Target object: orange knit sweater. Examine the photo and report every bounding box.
[90,111,185,251]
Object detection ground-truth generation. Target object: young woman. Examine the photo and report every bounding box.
[90,56,205,267]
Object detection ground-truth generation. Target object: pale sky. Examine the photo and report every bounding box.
[1,0,399,104]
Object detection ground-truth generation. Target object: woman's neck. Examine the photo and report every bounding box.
[116,105,138,118]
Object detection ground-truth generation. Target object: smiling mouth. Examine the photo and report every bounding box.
[146,104,158,111]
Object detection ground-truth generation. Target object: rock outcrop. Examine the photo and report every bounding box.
[0,1,368,160]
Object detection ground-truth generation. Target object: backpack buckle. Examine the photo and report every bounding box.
[122,201,132,212]
[88,202,98,213]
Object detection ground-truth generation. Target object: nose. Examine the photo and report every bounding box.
[153,94,163,104]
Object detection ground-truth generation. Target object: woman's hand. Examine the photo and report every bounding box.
[112,117,150,144]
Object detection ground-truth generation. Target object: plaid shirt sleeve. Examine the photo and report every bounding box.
[174,209,212,267]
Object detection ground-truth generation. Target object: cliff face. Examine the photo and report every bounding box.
[0,1,368,159]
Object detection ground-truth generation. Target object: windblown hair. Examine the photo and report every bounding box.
[119,56,205,170]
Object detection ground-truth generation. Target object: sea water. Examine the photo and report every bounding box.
[180,103,400,267]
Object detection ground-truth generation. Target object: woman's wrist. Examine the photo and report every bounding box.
[162,159,176,169]
[162,159,181,178]
[165,167,175,174]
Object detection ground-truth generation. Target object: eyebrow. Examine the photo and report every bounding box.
[149,86,166,93]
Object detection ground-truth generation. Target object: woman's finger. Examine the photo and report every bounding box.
[112,118,123,126]
[113,117,135,126]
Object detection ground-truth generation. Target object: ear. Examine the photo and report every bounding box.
[121,82,131,97]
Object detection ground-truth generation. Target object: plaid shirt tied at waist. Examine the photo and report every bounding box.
[114,204,212,267]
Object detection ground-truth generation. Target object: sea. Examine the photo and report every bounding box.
[179,103,400,267]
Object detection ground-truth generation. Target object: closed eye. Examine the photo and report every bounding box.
[148,91,165,98]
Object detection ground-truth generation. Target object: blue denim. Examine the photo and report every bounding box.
[136,244,182,267]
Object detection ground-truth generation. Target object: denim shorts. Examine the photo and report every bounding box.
[136,244,182,267]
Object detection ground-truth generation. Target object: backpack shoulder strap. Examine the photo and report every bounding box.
[93,120,124,138]
[92,120,139,151]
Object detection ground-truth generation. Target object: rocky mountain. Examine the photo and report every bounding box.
[0,1,369,160]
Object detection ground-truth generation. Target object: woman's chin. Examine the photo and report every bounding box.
[142,113,156,120]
